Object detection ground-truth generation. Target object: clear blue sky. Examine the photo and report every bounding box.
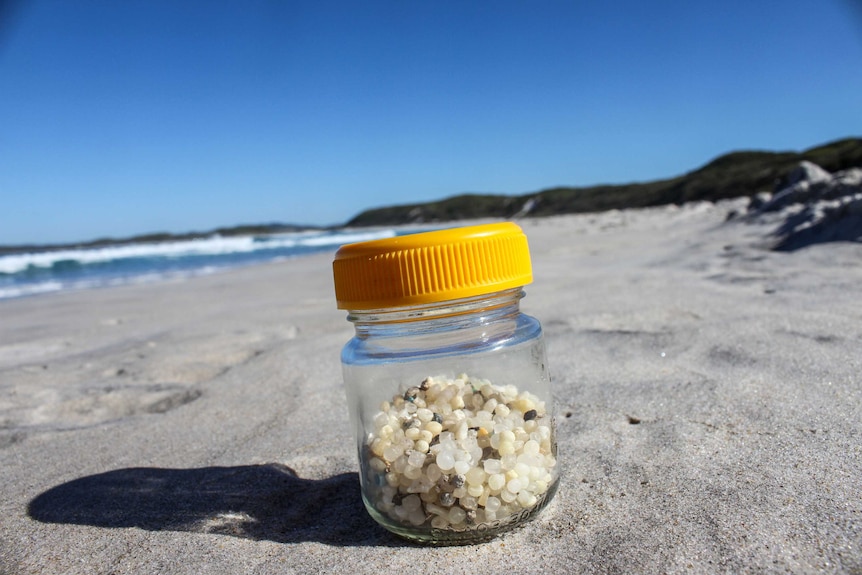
[1,0,860,245]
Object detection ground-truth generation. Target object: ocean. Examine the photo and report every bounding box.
[0,228,404,300]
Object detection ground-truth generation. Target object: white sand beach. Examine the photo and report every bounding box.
[1,200,860,574]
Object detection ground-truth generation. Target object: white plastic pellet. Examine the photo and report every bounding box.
[467,484,484,498]
[506,478,522,494]
[417,408,433,422]
[448,506,467,525]
[408,451,426,468]
[465,467,486,486]
[488,473,506,491]
[436,451,455,471]
[363,374,556,531]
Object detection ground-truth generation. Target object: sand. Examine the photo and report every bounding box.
[1,200,860,574]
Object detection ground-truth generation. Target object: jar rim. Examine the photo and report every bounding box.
[345,287,525,324]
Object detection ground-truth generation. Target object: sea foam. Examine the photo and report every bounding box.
[0,229,396,275]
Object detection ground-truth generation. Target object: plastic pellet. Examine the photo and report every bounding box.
[448,506,467,525]
[436,451,455,471]
[363,374,556,531]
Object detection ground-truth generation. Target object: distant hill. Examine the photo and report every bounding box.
[346,137,862,227]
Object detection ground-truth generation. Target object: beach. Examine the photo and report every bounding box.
[1,200,860,574]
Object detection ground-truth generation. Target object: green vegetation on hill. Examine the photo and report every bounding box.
[346,137,862,227]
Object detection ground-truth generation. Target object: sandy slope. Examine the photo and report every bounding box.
[1,200,860,574]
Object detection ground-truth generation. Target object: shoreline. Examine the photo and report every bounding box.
[0,227,407,302]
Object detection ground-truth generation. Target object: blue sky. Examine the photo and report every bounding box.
[1,0,860,245]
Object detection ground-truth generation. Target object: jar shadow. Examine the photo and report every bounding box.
[27,463,399,547]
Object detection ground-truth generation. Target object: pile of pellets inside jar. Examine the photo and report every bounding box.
[364,374,556,531]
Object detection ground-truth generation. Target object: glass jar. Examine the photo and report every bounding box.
[332,222,558,545]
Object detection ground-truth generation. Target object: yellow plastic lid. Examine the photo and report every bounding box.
[333,222,533,310]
